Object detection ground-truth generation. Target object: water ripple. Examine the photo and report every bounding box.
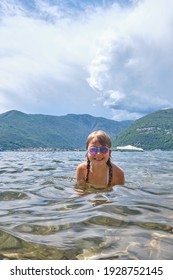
[0,151,173,259]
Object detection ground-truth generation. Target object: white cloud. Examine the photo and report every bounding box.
[0,0,173,120]
[112,109,142,121]
[86,0,173,119]
[0,1,98,115]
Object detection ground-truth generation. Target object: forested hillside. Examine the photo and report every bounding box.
[0,110,132,150]
[113,109,173,150]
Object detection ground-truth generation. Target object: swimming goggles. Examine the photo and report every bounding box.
[87,146,110,155]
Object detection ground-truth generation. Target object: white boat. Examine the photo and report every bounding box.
[116,145,144,152]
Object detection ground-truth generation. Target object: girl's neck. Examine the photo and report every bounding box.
[90,163,107,174]
[88,163,109,187]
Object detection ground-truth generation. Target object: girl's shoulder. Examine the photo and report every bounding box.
[111,162,125,185]
[76,162,87,182]
[112,162,124,173]
[77,162,87,171]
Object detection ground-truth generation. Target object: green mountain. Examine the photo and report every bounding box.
[0,110,132,150]
[113,108,173,150]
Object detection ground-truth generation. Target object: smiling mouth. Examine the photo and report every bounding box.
[94,158,104,161]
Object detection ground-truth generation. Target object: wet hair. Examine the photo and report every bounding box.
[85,130,113,186]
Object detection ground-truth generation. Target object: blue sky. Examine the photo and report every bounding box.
[0,0,173,120]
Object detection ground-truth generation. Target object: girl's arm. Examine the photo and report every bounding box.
[112,164,125,185]
[76,163,86,182]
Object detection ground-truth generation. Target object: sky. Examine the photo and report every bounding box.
[0,0,173,121]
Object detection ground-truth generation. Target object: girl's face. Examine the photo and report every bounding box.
[87,137,111,166]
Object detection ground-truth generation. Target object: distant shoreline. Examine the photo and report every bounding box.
[1,147,172,152]
[0,147,85,152]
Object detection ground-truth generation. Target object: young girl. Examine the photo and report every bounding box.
[76,130,125,188]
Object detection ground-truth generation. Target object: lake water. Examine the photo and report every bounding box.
[0,150,173,260]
